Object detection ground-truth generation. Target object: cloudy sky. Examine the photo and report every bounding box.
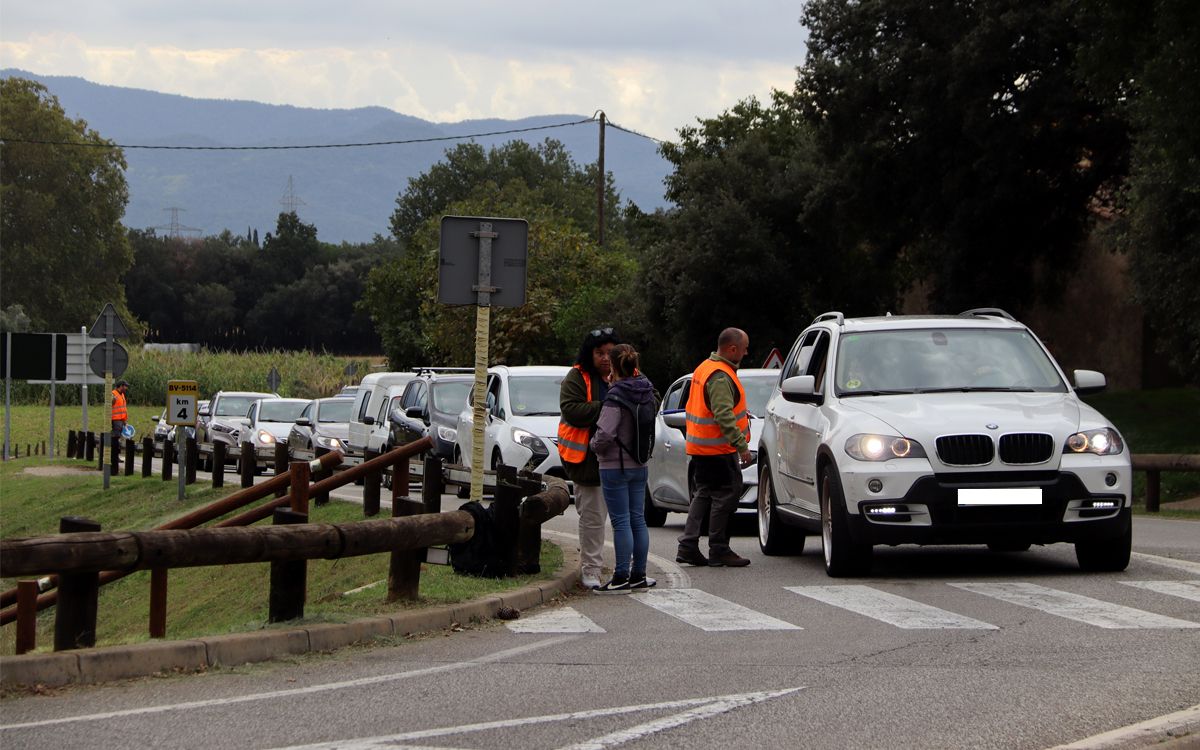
[0,1,809,141]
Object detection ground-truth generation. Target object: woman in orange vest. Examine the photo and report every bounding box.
[558,327,619,589]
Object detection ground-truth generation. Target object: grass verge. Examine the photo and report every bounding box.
[0,458,563,656]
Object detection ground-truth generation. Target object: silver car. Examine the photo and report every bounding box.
[288,396,354,454]
[645,368,779,526]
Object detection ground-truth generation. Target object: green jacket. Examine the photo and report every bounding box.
[558,366,605,485]
[702,353,750,453]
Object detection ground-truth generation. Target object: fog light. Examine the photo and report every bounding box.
[868,506,897,515]
[1090,500,1117,509]
[867,478,883,493]
[1104,473,1117,487]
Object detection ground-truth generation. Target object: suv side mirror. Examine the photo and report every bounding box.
[781,375,820,404]
[362,416,375,426]
[295,417,311,427]
[662,410,687,433]
[1073,369,1107,396]
[405,405,429,423]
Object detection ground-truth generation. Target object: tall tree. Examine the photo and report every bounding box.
[1,78,135,332]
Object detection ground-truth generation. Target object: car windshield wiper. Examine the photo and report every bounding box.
[914,386,1037,393]
[839,389,915,397]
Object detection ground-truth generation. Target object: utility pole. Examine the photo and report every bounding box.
[597,112,606,247]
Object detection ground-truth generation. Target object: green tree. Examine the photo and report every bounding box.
[0,78,136,332]
[796,0,1126,313]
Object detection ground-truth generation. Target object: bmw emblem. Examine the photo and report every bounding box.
[986,423,999,430]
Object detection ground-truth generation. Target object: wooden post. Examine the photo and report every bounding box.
[240,441,255,488]
[76,430,87,460]
[517,481,572,574]
[142,437,154,477]
[85,431,96,462]
[273,442,289,497]
[422,455,444,515]
[149,568,168,639]
[1145,469,1161,513]
[212,441,226,488]
[162,439,174,482]
[125,438,136,476]
[312,447,330,506]
[268,508,308,623]
[54,517,101,651]
[16,580,38,654]
[493,464,521,577]
[289,460,310,514]
[67,430,77,459]
[388,457,424,602]
[363,448,381,517]
[109,431,119,474]
[183,436,196,485]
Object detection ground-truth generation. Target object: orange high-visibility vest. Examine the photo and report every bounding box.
[111,389,128,421]
[685,359,749,456]
[557,365,593,464]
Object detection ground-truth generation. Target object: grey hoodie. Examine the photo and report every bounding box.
[590,374,656,470]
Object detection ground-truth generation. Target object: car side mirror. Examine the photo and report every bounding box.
[781,375,820,404]
[199,407,210,417]
[363,416,375,426]
[237,417,252,428]
[662,410,687,433]
[1073,369,1107,396]
[405,406,425,419]
[295,417,311,427]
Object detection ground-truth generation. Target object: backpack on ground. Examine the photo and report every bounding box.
[608,393,655,465]
[448,501,504,578]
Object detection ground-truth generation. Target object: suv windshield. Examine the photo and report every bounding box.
[260,401,306,422]
[432,381,472,415]
[835,328,1067,396]
[508,375,564,416]
[318,399,353,423]
[216,396,260,417]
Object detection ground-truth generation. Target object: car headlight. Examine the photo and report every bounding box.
[315,435,343,450]
[845,434,927,461]
[1065,428,1123,455]
[512,427,547,454]
[256,430,276,445]
[437,424,457,443]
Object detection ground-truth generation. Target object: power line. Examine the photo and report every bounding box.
[0,114,662,151]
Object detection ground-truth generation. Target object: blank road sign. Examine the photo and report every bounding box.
[438,215,528,307]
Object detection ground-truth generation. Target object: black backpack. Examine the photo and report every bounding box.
[608,393,655,465]
[448,501,504,578]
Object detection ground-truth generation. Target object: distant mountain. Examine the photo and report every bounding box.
[2,69,673,244]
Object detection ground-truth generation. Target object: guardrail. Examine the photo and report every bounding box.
[1131,454,1200,512]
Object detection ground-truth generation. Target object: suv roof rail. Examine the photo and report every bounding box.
[959,307,1016,321]
[812,311,845,326]
[412,366,475,375]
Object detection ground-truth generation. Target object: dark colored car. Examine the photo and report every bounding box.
[389,371,473,460]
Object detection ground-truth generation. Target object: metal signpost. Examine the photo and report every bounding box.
[1,332,68,459]
[166,380,198,500]
[267,366,281,393]
[88,304,131,490]
[438,216,528,501]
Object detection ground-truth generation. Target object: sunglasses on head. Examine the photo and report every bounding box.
[590,327,614,338]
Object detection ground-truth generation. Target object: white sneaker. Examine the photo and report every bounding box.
[580,573,601,590]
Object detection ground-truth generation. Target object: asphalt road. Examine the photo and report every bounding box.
[3,476,1198,750]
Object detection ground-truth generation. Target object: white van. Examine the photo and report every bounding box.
[346,371,418,456]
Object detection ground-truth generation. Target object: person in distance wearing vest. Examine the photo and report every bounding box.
[111,379,130,466]
[677,328,753,568]
[558,327,620,589]
[590,344,658,593]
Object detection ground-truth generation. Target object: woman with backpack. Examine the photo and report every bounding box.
[590,344,658,593]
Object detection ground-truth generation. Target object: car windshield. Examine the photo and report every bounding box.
[259,401,306,422]
[508,375,564,416]
[215,396,260,416]
[740,375,777,417]
[318,399,352,423]
[432,381,472,414]
[834,328,1067,396]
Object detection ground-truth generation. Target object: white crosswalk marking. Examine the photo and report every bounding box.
[949,582,1200,629]
[1120,580,1200,603]
[634,588,801,631]
[507,606,606,634]
[784,585,998,629]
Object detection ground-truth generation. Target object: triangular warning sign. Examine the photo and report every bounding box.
[88,303,131,339]
[761,347,784,369]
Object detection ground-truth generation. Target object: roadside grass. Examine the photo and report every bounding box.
[0,458,562,656]
[1,404,162,459]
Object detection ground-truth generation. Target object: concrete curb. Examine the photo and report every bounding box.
[0,542,581,689]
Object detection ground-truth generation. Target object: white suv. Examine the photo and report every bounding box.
[758,309,1131,576]
[454,365,569,480]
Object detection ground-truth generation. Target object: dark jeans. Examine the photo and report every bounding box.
[678,453,743,554]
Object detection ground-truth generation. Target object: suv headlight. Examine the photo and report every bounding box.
[437,424,457,443]
[845,434,927,461]
[256,429,276,445]
[512,427,546,453]
[1065,428,1123,455]
[315,435,343,450]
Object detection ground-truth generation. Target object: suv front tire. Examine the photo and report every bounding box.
[820,468,872,577]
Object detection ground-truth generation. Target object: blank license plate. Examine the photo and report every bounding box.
[957,488,1043,506]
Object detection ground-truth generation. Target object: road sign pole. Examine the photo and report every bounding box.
[4,332,11,459]
[469,222,497,502]
[80,326,89,434]
[49,334,56,459]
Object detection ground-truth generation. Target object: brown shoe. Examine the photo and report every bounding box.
[675,547,709,567]
[707,549,750,567]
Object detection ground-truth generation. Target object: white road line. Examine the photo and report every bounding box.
[949,582,1200,629]
[273,687,806,750]
[1120,580,1200,603]
[1131,552,1200,576]
[785,585,998,629]
[507,606,606,633]
[0,636,579,732]
[634,588,800,631]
